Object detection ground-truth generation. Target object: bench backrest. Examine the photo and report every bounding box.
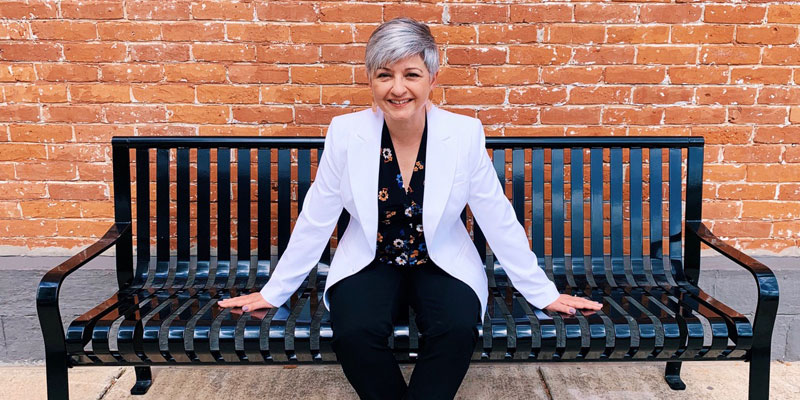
[110,136,705,288]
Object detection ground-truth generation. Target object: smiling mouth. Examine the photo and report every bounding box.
[388,99,412,105]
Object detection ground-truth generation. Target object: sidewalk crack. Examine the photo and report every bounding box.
[97,367,126,400]
[537,366,554,400]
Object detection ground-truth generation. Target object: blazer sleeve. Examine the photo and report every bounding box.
[465,120,561,310]
[259,118,345,307]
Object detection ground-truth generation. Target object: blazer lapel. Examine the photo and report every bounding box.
[346,104,456,252]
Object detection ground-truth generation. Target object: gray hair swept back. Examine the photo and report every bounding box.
[365,17,439,82]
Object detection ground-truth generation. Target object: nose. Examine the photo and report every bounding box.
[390,76,407,97]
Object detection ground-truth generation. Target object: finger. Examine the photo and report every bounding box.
[567,296,603,310]
[218,294,257,308]
[242,296,270,312]
[545,301,576,315]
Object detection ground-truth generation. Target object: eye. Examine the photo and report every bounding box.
[407,73,420,77]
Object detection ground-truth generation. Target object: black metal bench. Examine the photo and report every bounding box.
[37,135,779,400]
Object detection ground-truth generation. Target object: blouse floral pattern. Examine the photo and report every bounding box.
[376,114,430,267]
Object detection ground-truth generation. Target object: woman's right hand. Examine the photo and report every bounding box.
[217,293,274,312]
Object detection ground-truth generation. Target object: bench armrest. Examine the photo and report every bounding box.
[686,221,779,357]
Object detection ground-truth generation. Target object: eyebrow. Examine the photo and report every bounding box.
[377,67,423,73]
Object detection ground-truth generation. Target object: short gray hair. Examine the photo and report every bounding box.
[365,17,439,82]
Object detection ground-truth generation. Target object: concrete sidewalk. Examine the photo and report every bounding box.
[2,361,798,400]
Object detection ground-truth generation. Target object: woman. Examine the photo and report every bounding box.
[219,17,602,399]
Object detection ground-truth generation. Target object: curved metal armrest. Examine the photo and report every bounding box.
[36,222,131,309]
[687,222,779,353]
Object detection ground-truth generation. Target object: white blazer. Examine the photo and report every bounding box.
[259,104,560,324]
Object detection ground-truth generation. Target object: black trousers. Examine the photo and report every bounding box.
[328,259,482,400]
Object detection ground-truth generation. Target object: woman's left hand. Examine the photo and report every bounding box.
[544,294,603,315]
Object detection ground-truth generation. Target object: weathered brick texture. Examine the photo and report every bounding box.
[1,1,799,256]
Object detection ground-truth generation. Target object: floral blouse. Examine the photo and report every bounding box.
[375,115,430,267]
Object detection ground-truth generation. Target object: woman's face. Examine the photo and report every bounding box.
[369,54,438,122]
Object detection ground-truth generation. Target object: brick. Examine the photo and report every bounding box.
[0,43,61,61]
[753,126,800,144]
[131,84,194,103]
[637,46,697,64]
[64,43,125,62]
[664,107,726,124]
[540,106,601,125]
[292,65,352,84]
[450,4,508,23]
[57,220,114,238]
[747,164,800,182]
[508,86,566,105]
[15,162,78,181]
[228,65,289,84]
[126,1,190,20]
[384,3,442,23]
[475,66,533,86]
[75,163,112,181]
[232,106,294,124]
[61,0,122,19]
[0,219,58,237]
[321,45,365,64]
[191,1,254,21]
[161,22,224,41]
[0,105,39,122]
[763,48,800,65]
[542,66,602,84]
[791,108,800,124]
[70,84,130,103]
[717,183,778,200]
[573,46,635,65]
[164,63,226,83]
[723,145,783,163]
[0,144,47,161]
[696,87,757,105]
[633,86,692,105]
[30,20,97,40]
[319,3,381,23]
[699,46,761,65]
[767,5,800,23]
[295,106,353,125]
[477,107,538,125]
[447,47,506,65]
[575,4,635,23]
[712,220,772,238]
[758,87,800,105]
[728,106,787,125]
[97,22,161,41]
[47,144,108,162]
[9,124,72,143]
[100,64,163,83]
[429,26,477,45]
[741,201,800,220]
[672,25,734,44]
[509,45,571,65]
[0,202,20,218]
[786,145,800,163]
[704,164,746,182]
[778,184,800,200]
[668,66,729,84]
[0,63,36,82]
[262,86,319,104]
[604,66,665,84]
[603,107,663,125]
[731,67,792,85]
[547,24,604,44]
[0,182,47,199]
[606,26,669,44]
[229,24,290,43]
[36,64,98,82]
[705,5,766,24]
[291,25,352,44]
[4,84,67,103]
[0,1,57,19]
[510,4,572,23]
[478,25,539,44]
[256,1,316,22]
[0,21,30,40]
[74,124,133,143]
[167,105,229,124]
[445,88,505,105]
[104,104,168,124]
[257,44,319,63]
[129,43,190,62]
[40,105,97,123]
[48,183,108,200]
[321,86,372,106]
[197,85,259,104]
[79,201,114,218]
[193,43,256,62]
[568,86,630,105]
[737,26,798,45]
[701,200,741,220]
[640,4,702,23]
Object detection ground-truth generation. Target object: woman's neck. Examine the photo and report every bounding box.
[385,108,426,146]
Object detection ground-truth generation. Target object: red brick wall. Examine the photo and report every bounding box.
[1,1,799,256]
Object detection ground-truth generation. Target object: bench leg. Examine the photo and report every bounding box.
[748,350,770,400]
[664,361,686,390]
[45,353,70,400]
[130,366,153,395]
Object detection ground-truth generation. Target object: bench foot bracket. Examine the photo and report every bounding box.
[664,361,686,390]
[130,366,153,395]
